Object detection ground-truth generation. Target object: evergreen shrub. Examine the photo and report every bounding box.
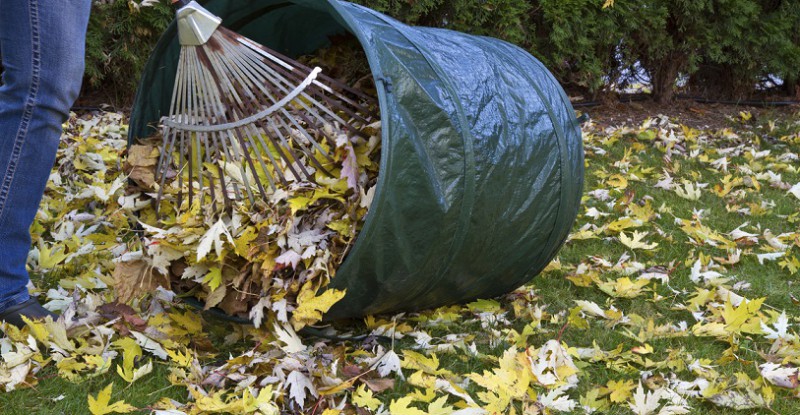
[79,0,800,104]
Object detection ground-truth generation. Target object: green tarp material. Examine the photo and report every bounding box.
[128,0,585,320]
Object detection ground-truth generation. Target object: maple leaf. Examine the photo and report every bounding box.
[759,363,800,389]
[674,181,703,201]
[352,384,382,410]
[117,360,152,384]
[605,379,637,403]
[628,383,689,415]
[249,297,271,328]
[196,219,234,261]
[285,371,317,408]
[166,348,195,368]
[619,231,659,250]
[373,349,403,378]
[779,256,800,274]
[275,249,302,270]
[721,297,765,334]
[788,182,800,200]
[528,340,579,388]
[425,396,457,415]
[273,323,306,354]
[113,259,169,303]
[630,383,661,415]
[114,337,144,383]
[756,252,784,265]
[389,396,427,415]
[130,331,168,360]
[607,217,644,233]
[85,176,126,202]
[88,383,136,415]
[598,277,650,299]
[580,388,609,413]
[539,385,578,412]
[469,348,531,412]
[290,282,346,330]
[761,312,791,340]
[606,174,628,189]
[37,243,70,270]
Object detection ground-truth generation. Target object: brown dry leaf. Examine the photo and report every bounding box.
[113,260,170,303]
[363,378,395,393]
[217,290,251,316]
[124,145,158,188]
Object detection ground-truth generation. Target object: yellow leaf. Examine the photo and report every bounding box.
[581,388,609,412]
[202,267,223,294]
[427,396,455,415]
[352,384,382,410]
[409,382,437,402]
[190,388,239,412]
[389,396,427,415]
[57,357,89,381]
[288,196,313,214]
[606,217,643,233]
[244,386,279,414]
[326,219,353,238]
[779,256,800,274]
[628,201,655,222]
[567,272,596,287]
[84,354,114,375]
[468,348,531,412]
[602,0,615,9]
[631,343,654,355]
[88,383,136,415]
[168,311,203,335]
[598,277,650,298]
[402,350,451,377]
[567,306,590,329]
[38,243,69,269]
[317,377,357,396]
[22,315,73,351]
[408,370,436,391]
[24,315,51,344]
[606,174,628,189]
[116,360,152,384]
[291,282,346,330]
[113,337,143,383]
[739,111,752,121]
[288,188,346,214]
[233,226,258,257]
[604,379,636,403]
[619,231,659,250]
[166,348,195,368]
[721,297,766,334]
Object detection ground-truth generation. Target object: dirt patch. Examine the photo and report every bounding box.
[581,99,799,130]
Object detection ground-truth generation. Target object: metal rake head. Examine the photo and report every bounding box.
[155,2,377,217]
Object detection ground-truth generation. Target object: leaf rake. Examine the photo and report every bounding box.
[155,0,378,216]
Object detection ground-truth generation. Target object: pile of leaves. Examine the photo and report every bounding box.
[1,109,800,415]
[119,100,381,328]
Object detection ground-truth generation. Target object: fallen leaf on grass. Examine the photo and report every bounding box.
[88,383,136,415]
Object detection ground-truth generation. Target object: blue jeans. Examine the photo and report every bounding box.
[0,0,91,313]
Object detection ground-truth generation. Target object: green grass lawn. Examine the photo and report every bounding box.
[1,109,799,414]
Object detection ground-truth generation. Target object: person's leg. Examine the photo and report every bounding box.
[0,0,91,316]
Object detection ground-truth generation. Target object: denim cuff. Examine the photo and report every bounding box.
[0,290,31,314]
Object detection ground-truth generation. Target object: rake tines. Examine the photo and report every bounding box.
[155,2,377,217]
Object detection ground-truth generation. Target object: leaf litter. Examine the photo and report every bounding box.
[0,109,798,414]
